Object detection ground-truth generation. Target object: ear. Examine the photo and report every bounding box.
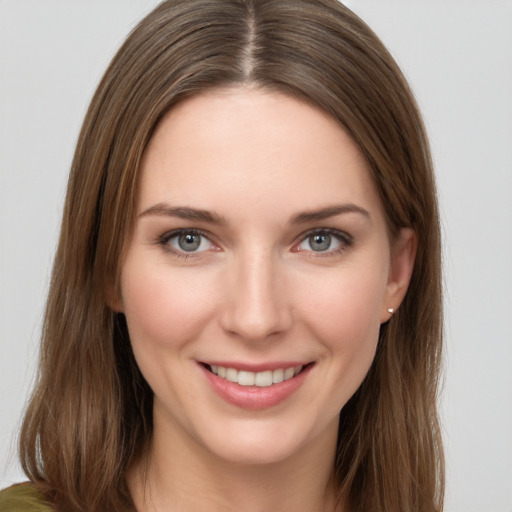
[381,228,417,323]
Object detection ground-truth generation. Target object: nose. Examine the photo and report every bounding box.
[219,250,293,342]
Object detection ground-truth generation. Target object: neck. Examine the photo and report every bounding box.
[128,410,341,512]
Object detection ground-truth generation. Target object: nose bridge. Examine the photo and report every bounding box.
[221,245,291,340]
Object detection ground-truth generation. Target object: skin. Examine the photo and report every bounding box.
[118,87,416,512]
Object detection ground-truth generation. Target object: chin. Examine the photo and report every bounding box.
[189,413,339,468]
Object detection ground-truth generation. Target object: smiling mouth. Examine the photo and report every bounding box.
[202,363,312,388]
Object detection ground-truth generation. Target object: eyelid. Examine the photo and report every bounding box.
[158,228,219,256]
[157,227,353,258]
[292,228,354,255]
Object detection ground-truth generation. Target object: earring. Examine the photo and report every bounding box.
[387,308,394,314]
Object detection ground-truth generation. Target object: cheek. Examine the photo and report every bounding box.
[120,260,219,354]
[303,263,387,341]
[297,263,387,396]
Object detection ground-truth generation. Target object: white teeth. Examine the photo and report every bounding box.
[284,367,295,380]
[226,368,238,383]
[272,368,284,384]
[238,371,255,386]
[255,370,273,387]
[209,365,304,387]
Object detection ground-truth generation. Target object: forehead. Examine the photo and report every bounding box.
[137,87,385,224]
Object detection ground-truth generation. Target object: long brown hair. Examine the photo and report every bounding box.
[19,1,444,510]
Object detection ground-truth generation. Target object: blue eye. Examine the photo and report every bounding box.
[166,231,213,253]
[297,230,349,253]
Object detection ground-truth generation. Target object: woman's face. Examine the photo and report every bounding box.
[118,88,415,466]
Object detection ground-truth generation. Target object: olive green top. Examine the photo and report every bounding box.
[0,483,53,512]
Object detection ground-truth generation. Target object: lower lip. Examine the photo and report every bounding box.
[200,364,313,410]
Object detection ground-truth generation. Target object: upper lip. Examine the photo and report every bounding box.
[199,361,313,372]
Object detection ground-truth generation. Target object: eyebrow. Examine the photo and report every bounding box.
[139,202,370,225]
[290,204,371,224]
[139,203,226,225]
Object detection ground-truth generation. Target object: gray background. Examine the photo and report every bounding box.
[1,1,511,510]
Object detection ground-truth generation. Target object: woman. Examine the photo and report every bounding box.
[0,0,444,511]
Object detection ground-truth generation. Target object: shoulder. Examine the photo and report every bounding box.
[0,483,53,512]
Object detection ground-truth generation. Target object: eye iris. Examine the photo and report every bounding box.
[309,233,331,251]
[178,233,201,251]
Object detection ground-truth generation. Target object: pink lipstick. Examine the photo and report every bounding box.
[199,361,313,409]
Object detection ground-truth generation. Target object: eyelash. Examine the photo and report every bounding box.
[157,228,354,258]
[293,228,354,256]
[157,229,215,259]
